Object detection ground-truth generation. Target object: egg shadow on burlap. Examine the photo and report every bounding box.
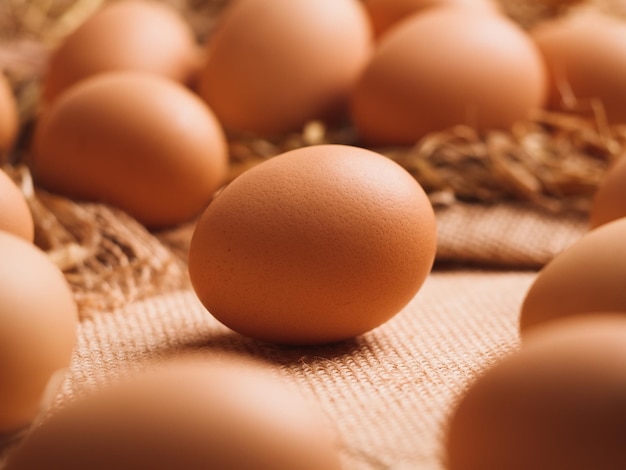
[162,325,370,369]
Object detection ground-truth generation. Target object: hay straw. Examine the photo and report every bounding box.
[0,0,624,316]
[3,165,190,317]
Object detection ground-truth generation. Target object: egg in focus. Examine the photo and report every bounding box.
[446,314,626,470]
[32,71,228,230]
[189,144,437,345]
[0,169,34,242]
[531,9,626,124]
[4,354,342,470]
[42,0,198,103]
[351,8,547,146]
[519,217,626,335]
[0,231,77,433]
[198,0,372,136]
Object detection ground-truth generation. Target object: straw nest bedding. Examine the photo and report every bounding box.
[0,0,623,313]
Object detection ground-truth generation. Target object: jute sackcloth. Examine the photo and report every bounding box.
[1,201,588,470]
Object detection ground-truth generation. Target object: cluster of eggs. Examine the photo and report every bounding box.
[1,0,626,468]
[439,7,626,465]
[446,213,626,468]
[2,0,437,467]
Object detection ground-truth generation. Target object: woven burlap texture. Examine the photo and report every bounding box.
[1,203,588,470]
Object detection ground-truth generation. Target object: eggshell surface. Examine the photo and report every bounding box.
[0,73,18,155]
[532,10,626,124]
[42,0,198,103]
[0,169,34,242]
[590,156,626,228]
[364,0,499,39]
[32,72,228,229]
[199,0,372,136]
[351,8,547,145]
[0,232,77,433]
[188,144,437,345]
[4,354,342,470]
[519,217,626,334]
[446,314,626,470]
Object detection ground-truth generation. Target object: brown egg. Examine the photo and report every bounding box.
[520,217,626,335]
[0,231,77,433]
[32,72,228,229]
[4,354,342,470]
[42,0,198,103]
[446,314,626,470]
[532,10,626,124]
[188,144,437,345]
[198,0,372,136]
[590,156,626,229]
[0,169,34,242]
[537,0,584,5]
[363,0,500,40]
[0,72,18,155]
[351,8,547,146]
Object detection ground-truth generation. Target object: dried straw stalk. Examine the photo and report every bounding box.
[0,0,624,315]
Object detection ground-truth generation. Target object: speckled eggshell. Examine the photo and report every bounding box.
[446,314,626,470]
[4,354,342,470]
[0,231,77,433]
[198,0,372,136]
[42,0,198,103]
[32,72,228,230]
[351,8,547,146]
[188,144,437,345]
[520,217,626,335]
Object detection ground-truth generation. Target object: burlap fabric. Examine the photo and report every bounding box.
[1,201,588,470]
[0,0,598,466]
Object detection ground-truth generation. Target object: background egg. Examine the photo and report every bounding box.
[198,0,372,136]
[5,354,342,470]
[519,217,626,335]
[363,0,499,40]
[0,169,34,242]
[0,231,77,433]
[42,0,198,103]
[589,156,626,229]
[446,314,626,470]
[188,144,437,345]
[0,72,18,156]
[351,8,547,146]
[531,10,626,124]
[32,72,228,230]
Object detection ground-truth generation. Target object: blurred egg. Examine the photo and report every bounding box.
[0,231,77,433]
[532,10,626,124]
[590,156,626,229]
[188,144,437,345]
[0,72,18,155]
[5,354,342,470]
[520,217,626,335]
[363,0,500,40]
[351,8,547,146]
[0,169,34,242]
[535,0,585,8]
[42,0,198,103]
[446,314,626,470]
[198,0,372,136]
[32,72,228,230]
[538,0,584,5]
